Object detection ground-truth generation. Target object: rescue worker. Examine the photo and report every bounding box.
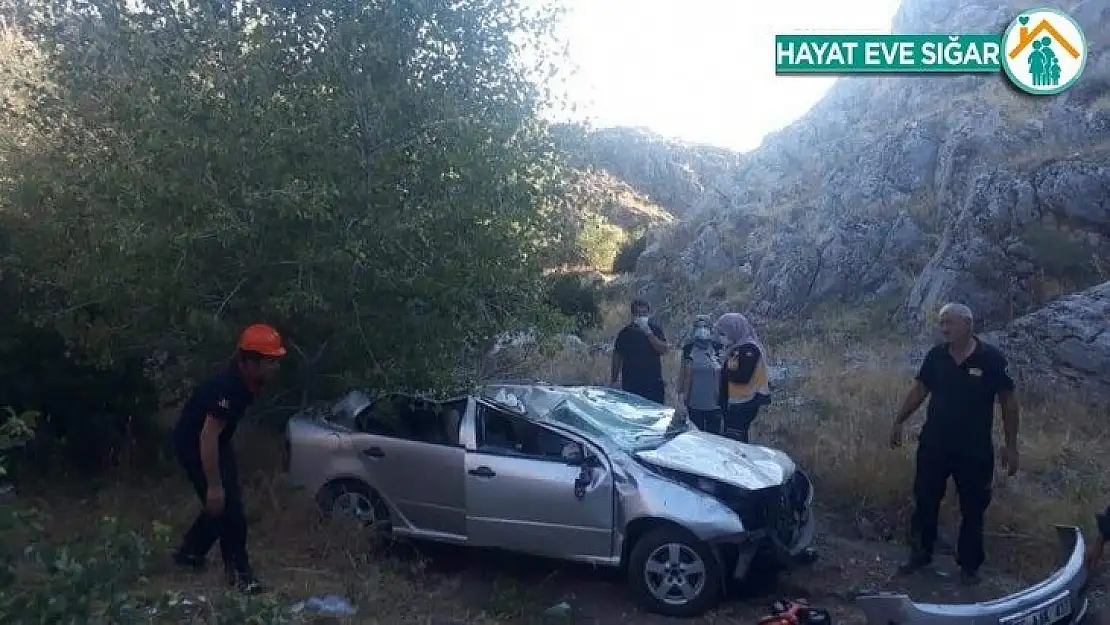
[611,299,669,404]
[715,312,771,443]
[171,323,287,593]
[676,315,725,433]
[890,303,1019,585]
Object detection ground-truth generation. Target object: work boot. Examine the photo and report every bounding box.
[226,567,266,595]
[897,553,932,575]
[172,550,207,573]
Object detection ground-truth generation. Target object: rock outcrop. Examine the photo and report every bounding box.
[981,280,1110,400]
[567,0,1110,337]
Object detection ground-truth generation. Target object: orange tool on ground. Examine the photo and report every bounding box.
[757,599,833,625]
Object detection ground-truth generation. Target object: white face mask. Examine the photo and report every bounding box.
[634,315,649,326]
[693,328,711,340]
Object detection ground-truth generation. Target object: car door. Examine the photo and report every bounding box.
[349,394,466,539]
[464,401,615,561]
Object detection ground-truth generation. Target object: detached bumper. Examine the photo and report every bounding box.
[856,525,1089,625]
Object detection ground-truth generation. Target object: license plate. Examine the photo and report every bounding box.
[1001,593,1072,625]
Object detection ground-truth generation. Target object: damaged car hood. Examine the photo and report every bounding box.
[635,431,796,490]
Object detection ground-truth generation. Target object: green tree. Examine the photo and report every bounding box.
[1,0,573,395]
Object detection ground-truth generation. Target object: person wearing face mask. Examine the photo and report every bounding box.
[677,315,725,433]
[611,298,669,403]
[714,313,771,443]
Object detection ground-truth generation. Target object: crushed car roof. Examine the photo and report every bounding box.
[477,383,675,422]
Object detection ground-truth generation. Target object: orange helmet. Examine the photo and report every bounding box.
[237,323,287,357]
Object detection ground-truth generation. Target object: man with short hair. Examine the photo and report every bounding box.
[610,299,669,404]
[171,323,287,593]
[890,302,1020,585]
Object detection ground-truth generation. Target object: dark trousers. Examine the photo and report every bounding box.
[624,380,665,404]
[688,408,723,434]
[908,442,994,573]
[724,401,762,443]
[176,445,251,574]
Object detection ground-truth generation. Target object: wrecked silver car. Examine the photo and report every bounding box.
[856,525,1089,625]
[284,383,816,617]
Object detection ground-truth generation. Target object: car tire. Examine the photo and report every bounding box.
[627,526,723,618]
[316,479,391,535]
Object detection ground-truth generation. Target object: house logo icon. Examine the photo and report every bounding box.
[1001,8,1087,95]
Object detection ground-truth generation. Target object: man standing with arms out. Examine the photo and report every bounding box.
[890,303,1020,585]
[171,323,286,594]
[611,298,669,404]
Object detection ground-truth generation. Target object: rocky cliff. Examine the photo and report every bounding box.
[567,0,1110,338]
[981,280,1110,399]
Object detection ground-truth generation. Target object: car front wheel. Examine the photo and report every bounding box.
[317,479,391,535]
[627,526,723,617]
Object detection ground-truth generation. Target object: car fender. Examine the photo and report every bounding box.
[616,460,747,543]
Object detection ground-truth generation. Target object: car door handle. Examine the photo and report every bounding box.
[468,466,496,478]
[361,447,385,459]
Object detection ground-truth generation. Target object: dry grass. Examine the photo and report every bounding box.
[19,307,1110,622]
[17,425,568,624]
[760,338,1110,580]
[494,321,1110,582]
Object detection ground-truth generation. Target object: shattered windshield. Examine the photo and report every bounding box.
[546,388,686,452]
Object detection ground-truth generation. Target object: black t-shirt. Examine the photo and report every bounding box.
[916,339,1015,454]
[614,322,666,390]
[171,365,256,458]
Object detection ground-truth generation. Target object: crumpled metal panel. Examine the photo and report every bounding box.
[856,525,1089,625]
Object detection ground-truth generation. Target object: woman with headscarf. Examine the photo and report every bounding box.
[714,313,771,443]
[676,315,725,433]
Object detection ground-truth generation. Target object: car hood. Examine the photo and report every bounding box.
[635,430,796,490]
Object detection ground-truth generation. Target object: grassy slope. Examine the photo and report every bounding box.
[19,291,1110,623]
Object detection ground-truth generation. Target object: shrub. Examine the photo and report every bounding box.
[611,233,648,274]
[0,309,161,477]
[0,411,290,623]
[575,214,627,270]
[546,274,602,331]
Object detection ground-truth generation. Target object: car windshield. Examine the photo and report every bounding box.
[546,388,687,452]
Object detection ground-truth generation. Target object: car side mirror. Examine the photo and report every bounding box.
[561,442,585,465]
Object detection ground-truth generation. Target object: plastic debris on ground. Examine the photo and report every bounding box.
[289,594,358,617]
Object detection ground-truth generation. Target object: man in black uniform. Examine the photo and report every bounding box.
[610,299,669,403]
[890,303,1020,585]
[171,323,286,593]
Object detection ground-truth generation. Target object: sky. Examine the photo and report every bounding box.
[551,0,904,152]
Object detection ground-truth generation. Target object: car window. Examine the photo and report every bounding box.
[477,405,577,462]
[358,394,458,446]
[547,393,683,453]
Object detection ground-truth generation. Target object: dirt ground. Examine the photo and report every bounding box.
[25,471,1098,624]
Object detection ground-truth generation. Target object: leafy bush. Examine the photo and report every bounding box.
[1022,226,1100,287]
[1,0,571,394]
[576,214,627,270]
[612,233,648,274]
[546,274,602,331]
[0,410,291,623]
[0,293,161,476]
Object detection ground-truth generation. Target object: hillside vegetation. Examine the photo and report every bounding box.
[2,0,1109,622]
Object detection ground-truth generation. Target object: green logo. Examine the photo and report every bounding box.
[774,9,1086,94]
[774,34,1002,73]
[999,8,1087,95]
